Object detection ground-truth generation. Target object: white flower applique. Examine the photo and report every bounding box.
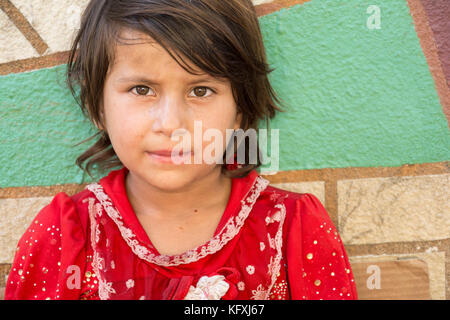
[184,275,230,300]
[126,279,135,289]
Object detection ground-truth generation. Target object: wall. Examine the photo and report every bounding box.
[0,0,449,299]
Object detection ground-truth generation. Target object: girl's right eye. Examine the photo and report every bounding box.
[131,86,153,96]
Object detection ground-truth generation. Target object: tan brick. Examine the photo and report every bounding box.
[338,174,450,244]
[0,9,38,64]
[0,197,52,263]
[270,181,325,205]
[0,264,11,288]
[10,0,90,54]
[349,252,446,300]
[0,264,11,300]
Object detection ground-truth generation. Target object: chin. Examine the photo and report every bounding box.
[151,177,192,192]
[143,166,204,192]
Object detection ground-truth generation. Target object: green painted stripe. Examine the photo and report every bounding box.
[0,65,97,187]
[1,0,449,187]
[259,0,450,172]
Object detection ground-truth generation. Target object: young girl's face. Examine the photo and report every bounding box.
[101,29,242,191]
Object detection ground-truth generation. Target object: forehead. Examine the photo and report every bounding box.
[109,28,206,77]
[114,28,162,52]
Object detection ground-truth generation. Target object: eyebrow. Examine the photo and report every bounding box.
[115,75,228,85]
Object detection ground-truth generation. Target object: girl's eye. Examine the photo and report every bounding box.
[190,87,214,98]
[131,86,153,96]
[130,86,214,98]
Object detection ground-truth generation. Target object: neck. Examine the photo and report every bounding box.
[125,167,232,221]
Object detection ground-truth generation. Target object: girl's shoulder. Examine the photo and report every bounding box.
[262,184,320,202]
[260,184,329,222]
[260,184,358,299]
[32,188,93,235]
[259,183,339,246]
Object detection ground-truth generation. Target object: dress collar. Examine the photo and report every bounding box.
[90,166,269,266]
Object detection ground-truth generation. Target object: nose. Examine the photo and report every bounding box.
[150,94,186,136]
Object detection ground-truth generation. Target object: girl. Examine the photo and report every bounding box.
[5,0,357,300]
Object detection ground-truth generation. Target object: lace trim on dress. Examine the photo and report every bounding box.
[85,175,270,267]
[264,203,286,299]
[84,197,116,300]
[250,202,287,300]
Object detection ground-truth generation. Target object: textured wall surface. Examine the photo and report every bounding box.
[0,0,449,300]
[0,65,95,187]
[260,0,449,171]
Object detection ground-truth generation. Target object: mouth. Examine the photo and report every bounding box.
[146,149,193,164]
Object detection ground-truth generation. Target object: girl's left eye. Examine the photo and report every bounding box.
[190,87,215,98]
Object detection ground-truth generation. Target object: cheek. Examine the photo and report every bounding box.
[200,98,239,129]
[197,109,239,153]
[103,101,145,150]
[112,118,145,145]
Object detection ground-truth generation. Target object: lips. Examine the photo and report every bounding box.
[146,149,193,164]
[148,149,191,157]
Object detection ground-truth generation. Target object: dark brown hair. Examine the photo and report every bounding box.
[67,0,285,179]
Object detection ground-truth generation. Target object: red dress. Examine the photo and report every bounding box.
[5,167,357,300]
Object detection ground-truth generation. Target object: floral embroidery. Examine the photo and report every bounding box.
[251,284,267,300]
[267,257,276,276]
[246,265,255,275]
[265,209,282,225]
[86,176,270,267]
[269,192,281,202]
[85,197,115,300]
[184,275,229,300]
[237,281,245,291]
[267,234,276,249]
[98,278,116,300]
[126,279,135,289]
[94,223,100,244]
[264,203,286,299]
[250,203,286,300]
[92,251,115,299]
